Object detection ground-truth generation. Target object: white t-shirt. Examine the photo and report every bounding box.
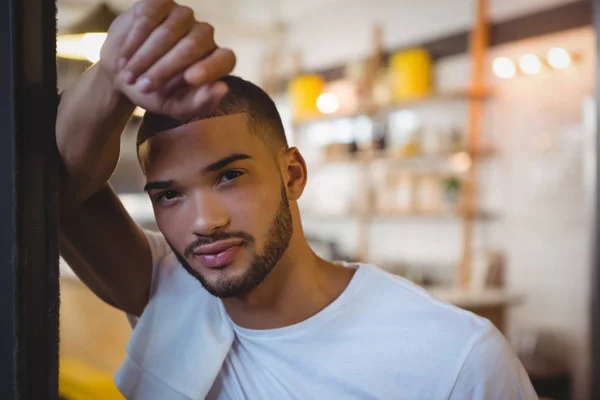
[118,231,538,400]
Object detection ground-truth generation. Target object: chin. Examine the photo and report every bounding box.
[177,247,275,298]
[200,266,258,299]
[199,265,247,284]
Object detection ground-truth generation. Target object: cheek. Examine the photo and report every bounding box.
[225,181,281,233]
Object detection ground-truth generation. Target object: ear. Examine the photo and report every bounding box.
[280,147,307,201]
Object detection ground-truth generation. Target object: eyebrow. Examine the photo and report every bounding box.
[201,153,253,173]
[144,180,173,192]
[143,153,253,192]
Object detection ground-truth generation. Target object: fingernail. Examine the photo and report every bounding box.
[118,57,127,70]
[137,77,152,93]
[122,70,136,85]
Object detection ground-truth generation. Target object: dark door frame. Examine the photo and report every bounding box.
[593,2,600,399]
[0,0,60,398]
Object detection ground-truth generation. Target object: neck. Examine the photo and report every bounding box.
[222,213,355,330]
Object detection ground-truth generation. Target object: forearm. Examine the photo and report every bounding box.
[57,66,152,314]
[59,183,152,316]
[57,63,135,203]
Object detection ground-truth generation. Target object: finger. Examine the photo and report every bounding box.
[165,81,228,119]
[194,82,229,114]
[123,5,195,88]
[157,74,187,98]
[183,48,236,87]
[118,0,175,82]
[134,22,217,93]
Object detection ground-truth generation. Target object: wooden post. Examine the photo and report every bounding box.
[458,0,488,289]
[356,24,385,262]
[360,23,384,113]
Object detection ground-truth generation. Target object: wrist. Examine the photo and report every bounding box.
[92,61,135,113]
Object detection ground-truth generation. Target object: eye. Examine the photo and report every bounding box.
[218,170,245,185]
[153,190,181,204]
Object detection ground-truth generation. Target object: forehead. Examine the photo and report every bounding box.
[139,113,268,175]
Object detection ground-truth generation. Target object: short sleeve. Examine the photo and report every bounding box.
[448,323,539,400]
[126,229,173,329]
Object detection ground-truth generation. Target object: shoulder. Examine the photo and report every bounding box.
[352,264,492,343]
[356,264,489,329]
[448,323,537,399]
[355,265,536,399]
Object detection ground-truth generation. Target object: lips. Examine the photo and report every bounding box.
[192,239,244,269]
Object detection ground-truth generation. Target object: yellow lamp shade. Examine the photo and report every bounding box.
[288,74,326,119]
[389,48,432,101]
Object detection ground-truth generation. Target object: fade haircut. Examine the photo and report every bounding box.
[137,75,288,155]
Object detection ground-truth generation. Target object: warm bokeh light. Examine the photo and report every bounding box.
[519,54,542,75]
[57,32,107,63]
[450,152,472,173]
[133,107,146,118]
[492,57,516,79]
[316,93,340,114]
[547,47,571,69]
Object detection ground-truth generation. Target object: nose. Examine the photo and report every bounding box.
[190,189,230,236]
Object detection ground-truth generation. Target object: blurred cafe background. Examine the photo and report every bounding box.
[56,1,596,399]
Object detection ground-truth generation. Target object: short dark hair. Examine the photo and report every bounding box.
[137,75,288,153]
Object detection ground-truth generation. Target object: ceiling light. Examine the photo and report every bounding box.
[547,47,571,69]
[316,93,340,114]
[133,107,146,118]
[57,32,107,63]
[492,57,516,79]
[519,54,542,75]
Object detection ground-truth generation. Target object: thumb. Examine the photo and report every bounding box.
[168,81,229,119]
[192,81,229,114]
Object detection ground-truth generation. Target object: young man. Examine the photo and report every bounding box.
[58,0,538,399]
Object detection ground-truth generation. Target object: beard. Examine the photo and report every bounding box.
[169,183,293,298]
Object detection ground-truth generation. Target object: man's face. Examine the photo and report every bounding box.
[140,114,293,298]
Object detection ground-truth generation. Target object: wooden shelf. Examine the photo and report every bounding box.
[293,88,491,126]
[310,148,497,168]
[378,88,491,114]
[301,209,498,221]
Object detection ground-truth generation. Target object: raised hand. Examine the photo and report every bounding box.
[99,0,236,119]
